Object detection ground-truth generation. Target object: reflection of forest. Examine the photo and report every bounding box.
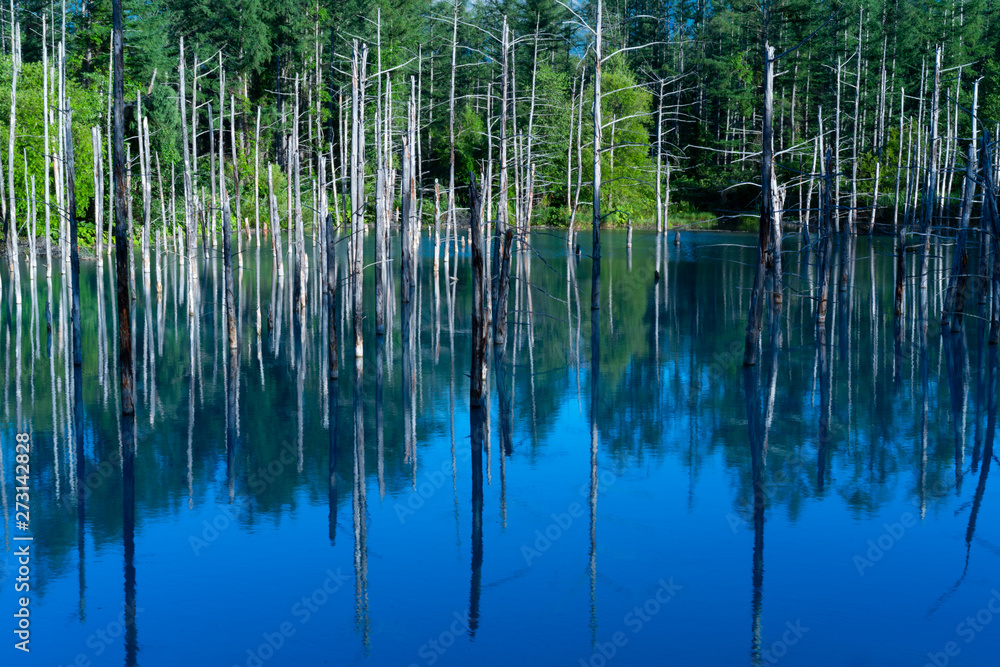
[1,229,990,597]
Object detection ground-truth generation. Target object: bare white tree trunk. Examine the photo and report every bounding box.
[350,41,368,359]
[591,0,603,311]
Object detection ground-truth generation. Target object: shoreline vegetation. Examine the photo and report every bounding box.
[0,207,746,254]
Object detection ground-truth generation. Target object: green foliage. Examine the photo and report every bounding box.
[455,103,485,177]
[983,59,1000,124]
[534,205,569,227]
[600,57,655,219]
[0,57,102,229]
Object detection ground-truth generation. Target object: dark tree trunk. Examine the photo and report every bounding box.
[113,0,133,414]
[744,44,775,367]
[493,230,514,348]
[469,174,487,407]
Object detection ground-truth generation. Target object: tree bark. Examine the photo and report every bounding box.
[67,104,81,365]
[743,44,775,367]
[350,41,367,358]
[469,175,487,407]
[942,145,975,331]
[113,0,133,413]
[592,0,603,311]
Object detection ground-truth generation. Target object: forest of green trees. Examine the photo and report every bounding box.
[0,0,998,242]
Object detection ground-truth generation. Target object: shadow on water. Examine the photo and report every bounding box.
[929,332,998,616]
[352,358,370,651]
[964,343,996,576]
[376,332,386,500]
[588,307,600,644]
[328,370,339,546]
[403,300,417,487]
[226,347,239,504]
[743,337,776,667]
[73,365,86,623]
[469,405,485,639]
[122,411,138,667]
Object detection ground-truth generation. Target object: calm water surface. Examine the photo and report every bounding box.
[1,229,998,666]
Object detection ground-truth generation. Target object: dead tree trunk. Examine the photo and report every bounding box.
[848,12,862,237]
[743,44,776,367]
[350,41,368,359]
[222,189,237,349]
[469,175,487,407]
[229,96,243,269]
[433,179,441,275]
[138,102,151,276]
[402,82,418,304]
[447,0,459,267]
[493,229,514,348]
[254,107,261,244]
[327,170,338,380]
[569,71,585,245]
[43,16,52,278]
[178,38,195,283]
[402,107,414,305]
[591,0,603,312]
[67,104,81,365]
[92,126,104,263]
[918,46,942,326]
[980,133,1000,342]
[268,164,283,278]
[113,0,133,413]
[6,36,19,301]
[941,145,975,332]
[567,78,576,224]
[655,79,665,235]
[293,78,306,313]
[893,89,904,231]
[818,147,834,327]
[492,17,510,332]
[374,80,387,333]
